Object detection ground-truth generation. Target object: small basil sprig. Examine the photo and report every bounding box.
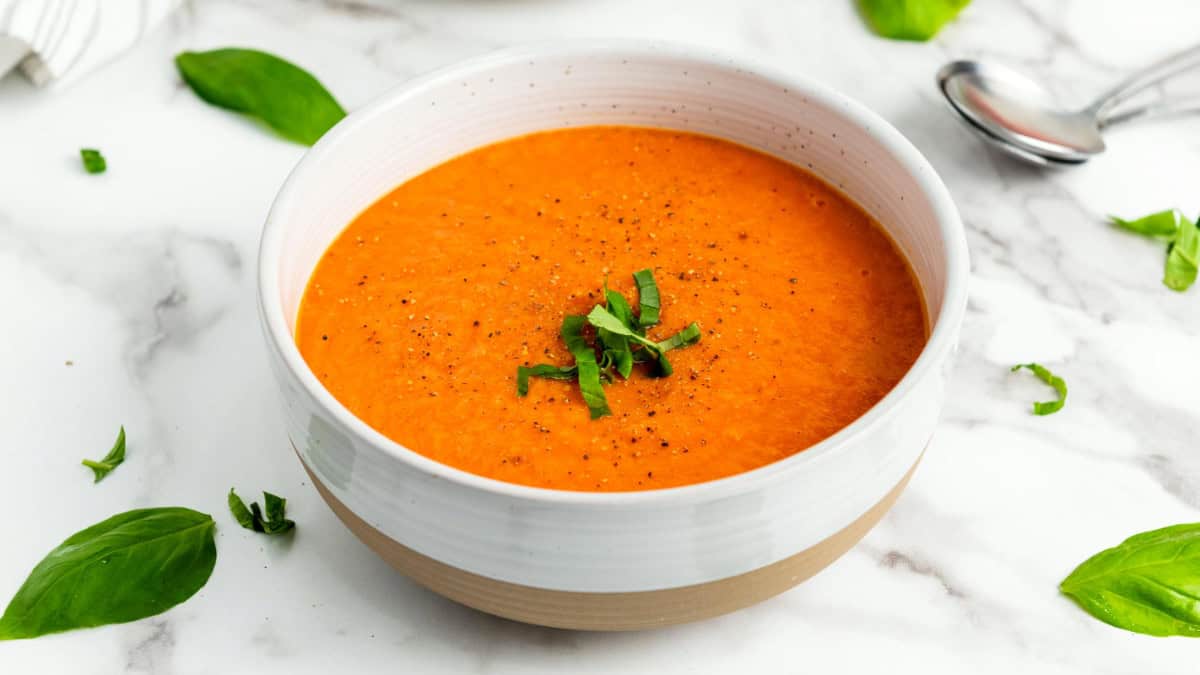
[82,426,126,483]
[1110,209,1200,291]
[516,269,701,418]
[0,508,216,640]
[228,489,295,535]
[79,148,106,174]
[1061,523,1200,637]
[1011,363,1067,415]
[857,0,971,41]
[516,364,578,396]
[175,48,346,146]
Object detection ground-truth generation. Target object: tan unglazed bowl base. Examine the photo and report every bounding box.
[303,455,920,631]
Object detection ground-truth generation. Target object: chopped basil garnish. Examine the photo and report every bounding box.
[656,322,703,352]
[517,364,578,395]
[598,282,637,378]
[561,315,612,419]
[1011,363,1067,415]
[516,269,701,417]
[81,426,126,483]
[1165,215,1199,291]
[586,305,672,377]
[1111,210,1179,240]
[632,268,661,327]
[79,149,106,174]
[1110,209,1200,292]
[228,489,295,535]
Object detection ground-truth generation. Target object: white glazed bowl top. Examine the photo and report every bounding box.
[258,42,968,592]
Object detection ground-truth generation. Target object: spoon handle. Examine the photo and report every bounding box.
[1086,43,1200,121]
[1101,96,1200,129]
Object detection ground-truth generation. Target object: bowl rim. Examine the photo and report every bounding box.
[258,40,969,506]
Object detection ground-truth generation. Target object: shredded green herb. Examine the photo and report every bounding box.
[632,268,661,327]
[657,323,703,352]
[586,305,672,376]
[561,315,612,419]
[79,149,106,174]
[1110,210,1180,240]
[1164,215,1199,291]
[1011,363,1067,415]
[516,364,578,395]
[1110,209,1200,292]
[228,488,295,535]
[515,270,701,417]
[81,426,125,483]
[597,281,636,378]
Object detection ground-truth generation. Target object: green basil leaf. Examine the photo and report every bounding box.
[1011,363,1067,415]
[586,305,673,377]
[174,48,346,146]
[81,425,126,483]
[598,284,637,378]
[0,507,216,641]
[516,364,579,396]
[857,0,970,41]
[1111,210,1180,241]
[1060,522,1200,637]
[657,322,702,352]
[249,502,266,532]
[632,269,661,328]
[261,492,295,535]
[1164,215,1199,292]
[79,148,106,174]
[561,315,611,419]
[228,488,256,530]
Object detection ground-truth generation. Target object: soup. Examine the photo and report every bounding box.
[295,126,927,491]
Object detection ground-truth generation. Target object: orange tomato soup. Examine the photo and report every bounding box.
[296,126,927,491]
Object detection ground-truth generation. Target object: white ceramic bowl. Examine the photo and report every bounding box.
[258,42,968,630]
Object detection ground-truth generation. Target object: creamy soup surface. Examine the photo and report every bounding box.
[296,126,927,491]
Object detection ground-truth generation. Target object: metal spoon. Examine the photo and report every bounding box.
[937,44,1200,166]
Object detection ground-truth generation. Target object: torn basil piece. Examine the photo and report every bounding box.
[1011,363,1067,415]
[562,315,612,419]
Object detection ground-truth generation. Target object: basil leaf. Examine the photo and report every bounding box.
[516,364,578,396]
[229,489,294,535]
[657,322,702,352]
[81,426,126,483]
[1111,210,1180,241]
[632,269,661,328]
[249,502,266,532]
[857,0,970,41]
[0,507,216,641]
[1011,363,1067,415]
[228,488,256,530]
[597,284,637,379]
[586,305,673,377]
[79,148,106,174]
[1164,215,1199,292]
[1060,522,1200,637]
[261,492,295,535]
[561,315,611,419]
[174,48,346,146]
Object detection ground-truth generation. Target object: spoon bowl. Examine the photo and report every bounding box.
[937,60,1104,164]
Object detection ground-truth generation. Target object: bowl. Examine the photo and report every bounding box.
[258,42,968,631]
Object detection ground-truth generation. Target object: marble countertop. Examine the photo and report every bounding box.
[3,0,1199,672]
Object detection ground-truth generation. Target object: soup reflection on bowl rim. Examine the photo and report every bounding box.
[257,41,969,630]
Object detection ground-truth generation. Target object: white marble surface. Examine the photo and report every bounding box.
[2,0,1199,672]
